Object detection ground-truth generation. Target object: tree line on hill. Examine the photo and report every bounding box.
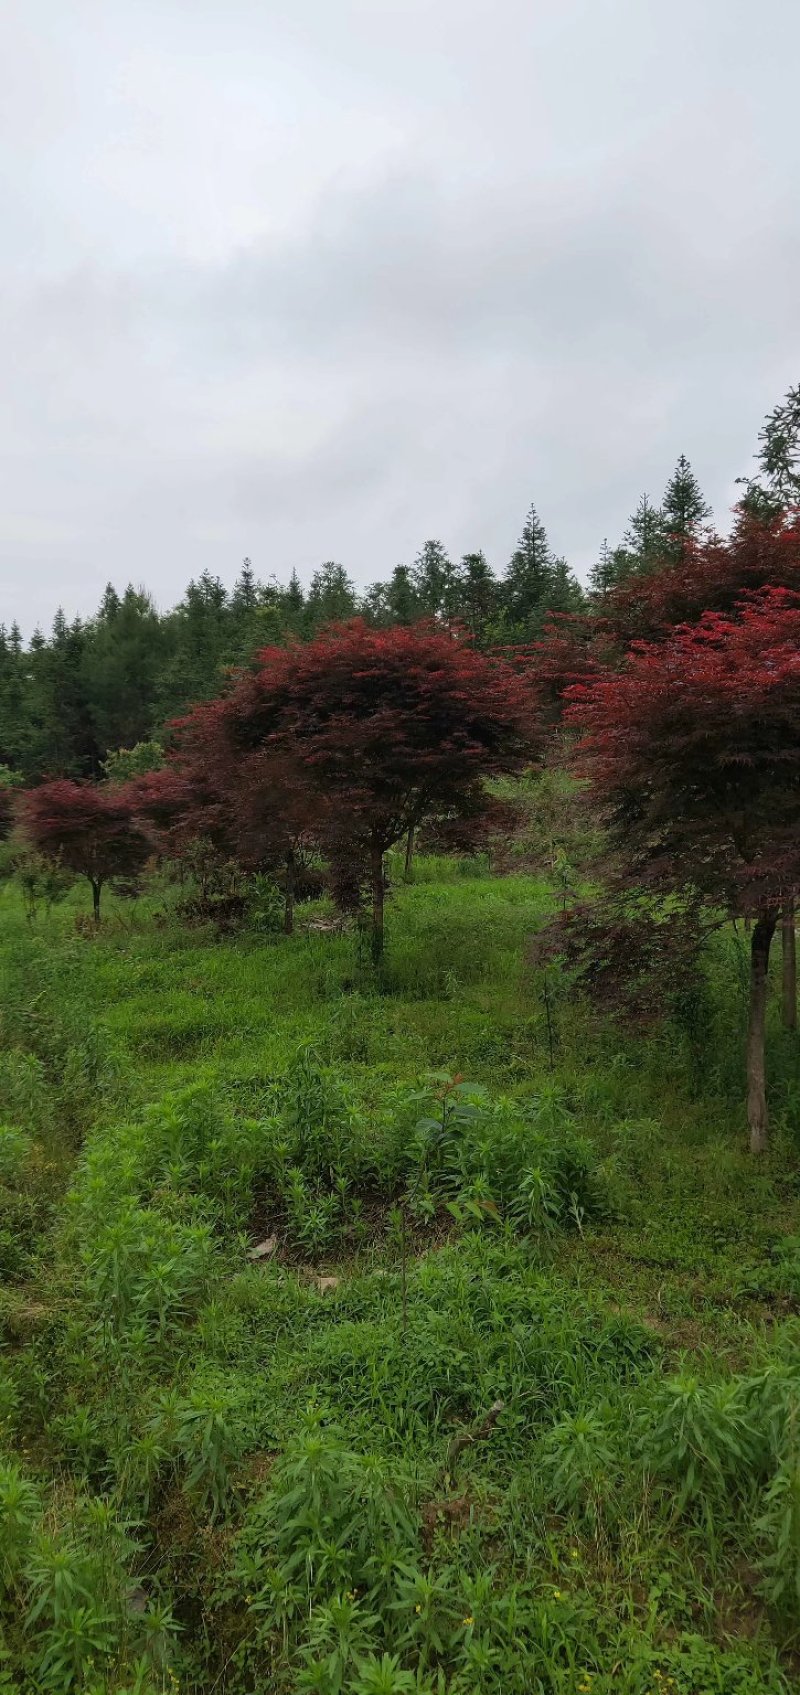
[0,456,711,783]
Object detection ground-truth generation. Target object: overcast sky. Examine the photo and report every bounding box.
[1,0,798,633]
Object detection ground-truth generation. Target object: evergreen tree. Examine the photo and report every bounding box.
[305,563,358,632]
[361,581,392,625]
[231,557,257,614]
[84,586,168,755]
[617,493,666,579]
[27,612,97,778]
[660,455,712,563]
[229,558,266,660]
[99,583,121,621]
[280,569,306,636]
[502,504,581,635]
[502,504,555,635]
[386,564,421,626]
[551,557,585,615]
[156,572,229,718]
[456,552,499,644]
[589,539,616,599]
[738,381,800,514]
[412,540,457,621]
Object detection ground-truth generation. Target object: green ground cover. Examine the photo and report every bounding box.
[1,860,800,1693]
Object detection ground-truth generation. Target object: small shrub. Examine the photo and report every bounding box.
[642,1370,760,1514]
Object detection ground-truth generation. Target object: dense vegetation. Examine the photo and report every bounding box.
[0,455,712,784]
[2,385,800,1692]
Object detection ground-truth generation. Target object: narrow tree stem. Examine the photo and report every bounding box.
[403,826,415,883]
[370,839,385,964]
[782,894,796,1031]
[283,848,295,936]
[91,879,102,926]
[747,912,777,1153]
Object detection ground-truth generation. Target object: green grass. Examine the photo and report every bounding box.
[1,864,800,1693]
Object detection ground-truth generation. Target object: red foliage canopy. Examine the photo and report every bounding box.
[531,894,705,1026]
[156,620,538,953]
[19,779,150,917]
[218,619,538,854]
[123,761,230,858]
[567,587,800,912]
[530,613,616,724]
[604,508,800,645]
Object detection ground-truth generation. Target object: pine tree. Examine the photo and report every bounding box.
[84,586,168,756]
[305,563,358,632]
[621,494,666,577]
[548,556,585,616]
[361,582,391,625]
[589,539,616,599]
[412,540,457,621]
[229,558,265,660]
[231,557,258,613]
[502,504,572,636]
[738,382,800,514]
[0,623,32,772]
[280,569,306,635]
[99,583,121,621]
[456,552,499,644]
[25,613,96,778]
[503,505,553,633]
[660,455,711,563]
[390,564,421,625]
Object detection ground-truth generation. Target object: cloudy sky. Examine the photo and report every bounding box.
[1,0,798,632]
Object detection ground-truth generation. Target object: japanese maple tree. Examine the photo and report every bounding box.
[123,758,230,862]
[141,705,321,935]
[211,620,538,959]
[567,589,800,1150]
[19,779,150,923]
[603,507,800,646]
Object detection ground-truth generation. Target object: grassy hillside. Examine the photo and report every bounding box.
[1,858,800,1693]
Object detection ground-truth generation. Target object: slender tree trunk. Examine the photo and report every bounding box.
[782,894,796,1031]
[747,912,777,1153]
[91,879,102,926]
[404,827,415,883]
[283,848,295,936]
[370,838,385,964]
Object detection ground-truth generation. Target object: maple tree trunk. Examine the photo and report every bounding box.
[370,839,385,964]
[747,912,777,1154]
[91,879,102,926]
[782,894,796,1031]
[404,827,415,883]
[283,848,295,936]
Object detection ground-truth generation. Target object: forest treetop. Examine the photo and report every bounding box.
[0,456,709,782]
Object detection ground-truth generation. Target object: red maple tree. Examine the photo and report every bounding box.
[172,621,537,958]
[566,588,800,1150]
[604,507,800,645]
[133,707,322,935]
[530,613,613,724]
[19,780,150,923]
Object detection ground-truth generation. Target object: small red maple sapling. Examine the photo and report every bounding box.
[19,779,150,924]
[566,588,800,1151]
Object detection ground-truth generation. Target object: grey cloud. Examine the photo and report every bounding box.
[0,0,799,632]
